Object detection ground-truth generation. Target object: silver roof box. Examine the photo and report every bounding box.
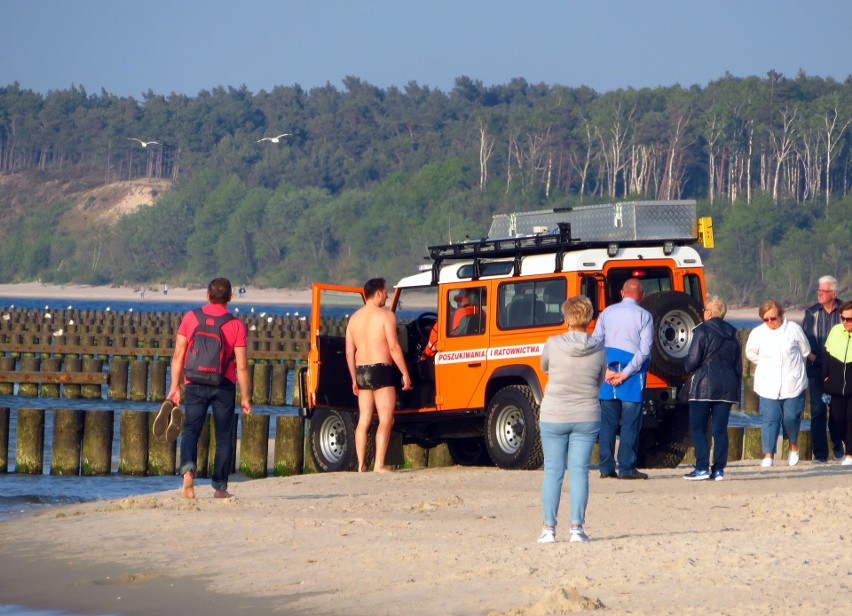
[488,200,697,243]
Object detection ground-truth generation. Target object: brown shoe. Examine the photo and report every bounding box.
[153,400,174,437]
[166,405,183,442]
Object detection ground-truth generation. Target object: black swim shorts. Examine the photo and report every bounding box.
[355,363,395,390]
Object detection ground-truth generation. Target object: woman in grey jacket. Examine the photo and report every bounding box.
[682,295,742,481]
[537,296,606,544]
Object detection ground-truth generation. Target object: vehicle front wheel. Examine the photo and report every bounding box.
[309,409,372,472]
[485,385,543,470]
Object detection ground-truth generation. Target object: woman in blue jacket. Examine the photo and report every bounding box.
[682,295,742,481]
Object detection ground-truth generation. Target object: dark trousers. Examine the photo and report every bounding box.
[179,381,237,491]
[829,394,851,457]
[808,377,844,460]
[689,400,732,472]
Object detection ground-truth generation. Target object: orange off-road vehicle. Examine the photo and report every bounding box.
[300,200,714,471]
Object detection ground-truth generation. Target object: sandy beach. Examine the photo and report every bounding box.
[0,461,849,615]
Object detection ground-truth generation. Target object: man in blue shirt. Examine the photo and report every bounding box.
[592,278,653,480]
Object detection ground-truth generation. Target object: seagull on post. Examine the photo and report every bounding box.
[257,133,292,144]
[127,137,160,147]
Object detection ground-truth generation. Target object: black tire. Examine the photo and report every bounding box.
[637,407,690,468]
[485,385,543,470]
[640,291,703,380]
[309,409,373,472]
[446,437,494,467]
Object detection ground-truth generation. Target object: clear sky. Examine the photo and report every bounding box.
[3,0,851,98]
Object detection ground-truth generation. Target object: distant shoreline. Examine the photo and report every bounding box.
[0,282,805,322]
[0,282,313,306]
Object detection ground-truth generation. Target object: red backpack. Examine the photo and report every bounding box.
[184,309,236,386]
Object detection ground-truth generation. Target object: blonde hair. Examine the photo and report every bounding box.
[704,294,727,319]
[758,299,784,320]
[561,295,593,328]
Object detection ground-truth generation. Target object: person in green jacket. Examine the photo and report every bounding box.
[821,300,852,466]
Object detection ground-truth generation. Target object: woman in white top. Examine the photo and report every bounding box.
[745,299,811,467]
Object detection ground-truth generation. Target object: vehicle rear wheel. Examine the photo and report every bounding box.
[640,291,703,380]
[309,409,373,472]
[446,437,493,466]
[485,385,543,470]
[637,407,689,468]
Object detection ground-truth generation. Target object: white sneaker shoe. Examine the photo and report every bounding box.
[842,457,852,466]
[761,458,773,467]
[788,450,799,466]
[569,527,590,543]
[537,527,556,543]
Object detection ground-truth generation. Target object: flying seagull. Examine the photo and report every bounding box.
[127,137,160,147]
[257,133,292,143]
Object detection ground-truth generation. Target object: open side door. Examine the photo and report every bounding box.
[306,283,365,412]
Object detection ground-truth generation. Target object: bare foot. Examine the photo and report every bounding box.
[373,466,394,473]
[214,489,233,498]
[358,464,368,472]
[181,477,195,499]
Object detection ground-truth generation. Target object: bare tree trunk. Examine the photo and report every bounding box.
[769,105,799,202]
[821,100,852,206]
[478,120,494,192]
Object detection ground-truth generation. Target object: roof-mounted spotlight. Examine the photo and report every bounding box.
[663,241,674,255]
[607,243,619,257]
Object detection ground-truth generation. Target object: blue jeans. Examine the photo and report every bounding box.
[807,377,844,460]
[540,421,600,527]
[688,401,732,472]
[598,399,643,475]
[179,381,237,491]
[759,392,805,454]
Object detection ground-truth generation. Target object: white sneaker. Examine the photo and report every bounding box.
[761,458,773,467]
[537,527,556,543]
[788,450,799,466]
[569,527,590,543]
[842,457,852,466]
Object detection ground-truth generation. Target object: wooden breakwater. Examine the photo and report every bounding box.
[0,309,838,477]
[0,306,351,405]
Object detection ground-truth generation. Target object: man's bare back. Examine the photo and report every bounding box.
[347,304,397,366]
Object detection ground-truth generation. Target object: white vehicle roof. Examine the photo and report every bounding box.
[396,245,703,289]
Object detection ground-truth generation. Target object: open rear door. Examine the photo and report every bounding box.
[305,283,366,413]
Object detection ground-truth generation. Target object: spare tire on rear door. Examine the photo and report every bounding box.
[639,291,703,380]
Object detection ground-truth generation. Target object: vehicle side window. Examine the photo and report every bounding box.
[581,275,600,319]
[683,273,703,303]
[497,279,565,330]
[447,286,487,337]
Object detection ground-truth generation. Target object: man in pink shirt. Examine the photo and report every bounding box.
[166,278,252,498]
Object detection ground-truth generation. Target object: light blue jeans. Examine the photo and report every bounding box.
[540,421,600,528]
[759,392,805,454]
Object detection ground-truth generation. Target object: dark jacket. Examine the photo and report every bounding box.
[802,299,843,378]
[684,317,742,403]
[821,323,852,397]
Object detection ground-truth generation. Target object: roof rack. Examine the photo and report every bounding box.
[426,200,699,284]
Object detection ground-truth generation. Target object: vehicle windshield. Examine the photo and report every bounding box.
[394,286,438,322]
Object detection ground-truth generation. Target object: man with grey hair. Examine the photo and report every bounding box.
[802,275,845,462]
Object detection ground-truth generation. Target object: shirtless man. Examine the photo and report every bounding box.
[346,278,412,472]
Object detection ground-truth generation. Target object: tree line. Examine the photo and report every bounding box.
[0,71,851,305]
